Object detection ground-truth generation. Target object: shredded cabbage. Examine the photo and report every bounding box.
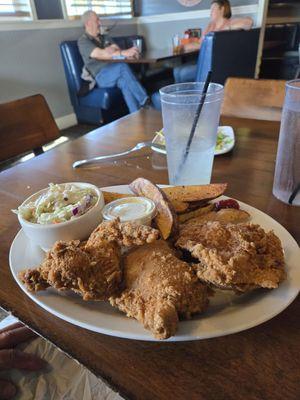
[14,183,97,224]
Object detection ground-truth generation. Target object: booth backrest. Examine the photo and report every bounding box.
[60,35,145,105]
[61,41,83,97]
[196,29,260,84]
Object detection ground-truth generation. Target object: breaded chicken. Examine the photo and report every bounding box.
[88,218,160,247]
[183,208,250,226]
[110,240,210,339]
[176,222,286,292]
[19,239,121,300]
[19,220,160,300]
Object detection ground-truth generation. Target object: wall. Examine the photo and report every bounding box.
[137,0,259,50]
[0,0,263,126]
[0,21,136,125]
[136,0,258,16]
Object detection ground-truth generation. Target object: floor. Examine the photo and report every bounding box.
[0,123,98,173]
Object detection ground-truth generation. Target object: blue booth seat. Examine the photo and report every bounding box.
[196,28,260,83]
[152,28,260,110]
[60,35,145,125]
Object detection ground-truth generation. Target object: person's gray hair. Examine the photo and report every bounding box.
[81,10,97,25]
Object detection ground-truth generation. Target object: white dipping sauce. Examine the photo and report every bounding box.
[102,197,156,225]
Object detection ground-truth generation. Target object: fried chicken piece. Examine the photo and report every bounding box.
[88,218,160,247]
[110,241,210,339]
[19,220,160,300]
[19,239,121,300]
[183,208,250,226]
[176,222,286,292]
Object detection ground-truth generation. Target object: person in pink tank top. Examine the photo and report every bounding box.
[174,0,253,83]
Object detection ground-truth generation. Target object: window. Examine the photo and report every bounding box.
[64,0,133,19]
[0,0,33,19]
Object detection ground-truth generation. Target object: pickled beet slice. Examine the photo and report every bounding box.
[214,199,240,211]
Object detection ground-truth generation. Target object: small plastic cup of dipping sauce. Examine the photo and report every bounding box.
[102,197,156,226]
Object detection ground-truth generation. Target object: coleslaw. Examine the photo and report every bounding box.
[14,183,98,224]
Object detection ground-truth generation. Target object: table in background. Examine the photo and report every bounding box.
[0,109,299,400]
[101,48,199,64]
[104,48,199,78]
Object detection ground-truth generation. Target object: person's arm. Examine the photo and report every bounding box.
[229,17,253,30]
[0,323,46,399]
[121,47,139,59]
[90,45,120,60]
[91,45,139,60]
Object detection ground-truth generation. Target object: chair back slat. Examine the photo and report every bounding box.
[221,78,286,121]
[0,94,59,162]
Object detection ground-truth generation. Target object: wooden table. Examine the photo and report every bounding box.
[100,48,199,64]
[101,48,198,79]
[1,109,300,400]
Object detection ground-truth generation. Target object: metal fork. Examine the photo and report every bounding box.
[72,140,164,169]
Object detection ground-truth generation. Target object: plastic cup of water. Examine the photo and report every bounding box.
[159,82,224,185]
[273,79,300,206]
[132,38,143,54]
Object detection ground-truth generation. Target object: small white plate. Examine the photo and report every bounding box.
[9,186,300,342]
[151,126,235,156]
[214,126,235,155]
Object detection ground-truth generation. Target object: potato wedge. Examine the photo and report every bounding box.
[171,200,190,214]
[162,183,227,203]
[129,178,178,239]
[184,208,250,226]
[178,204,214,223]
[103,191,134,204]
[185,200,211,211]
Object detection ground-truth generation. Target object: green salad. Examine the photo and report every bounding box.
[215,130,234,151]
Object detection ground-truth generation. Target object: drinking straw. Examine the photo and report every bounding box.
[173,70,212,182]
[288,182,300,205]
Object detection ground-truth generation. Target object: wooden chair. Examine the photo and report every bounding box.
[0,94,60,162]
[221,78,286,121]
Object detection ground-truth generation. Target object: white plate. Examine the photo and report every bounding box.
[214,126,235,155]
[9,186,300,342]
[151,126,235,156]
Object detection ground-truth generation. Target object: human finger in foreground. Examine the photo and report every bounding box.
[0,324,36,350]
[0,380,17,400]
[0,324,46,400]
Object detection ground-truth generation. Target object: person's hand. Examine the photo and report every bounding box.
[0,323,46,400]
[105,44,119,55]
[121,47,139,59]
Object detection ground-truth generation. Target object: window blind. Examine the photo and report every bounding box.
[64,0,133,18]
[0,0,32,18]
